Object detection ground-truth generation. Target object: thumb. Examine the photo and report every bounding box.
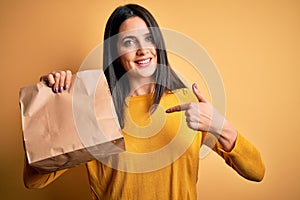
[192,83,207,103]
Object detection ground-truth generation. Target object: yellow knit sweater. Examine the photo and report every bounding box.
[24,89,265,200]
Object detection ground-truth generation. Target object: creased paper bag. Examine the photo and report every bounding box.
[19,69,125,173]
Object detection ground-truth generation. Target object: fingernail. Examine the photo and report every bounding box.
[58,87,63,93]
[64,84,69,90]
[52,87,57,93]
[193,83,198,90]
[165,109,171,113]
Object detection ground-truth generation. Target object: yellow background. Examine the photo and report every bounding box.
[1,0,299,199]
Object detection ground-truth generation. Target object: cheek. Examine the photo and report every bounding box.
[119,54,134,71]
[118,46,137,58]
[152,52,158,63]
[151,49,158,58]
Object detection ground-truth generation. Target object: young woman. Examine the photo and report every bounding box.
[24,4,265,200]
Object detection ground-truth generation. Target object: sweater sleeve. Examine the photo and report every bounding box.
[23,159,67,189]
[212,132,265,182]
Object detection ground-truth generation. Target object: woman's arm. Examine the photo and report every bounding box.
[23,158,67,189]
[166,83,265,181]
[211,132,265,182]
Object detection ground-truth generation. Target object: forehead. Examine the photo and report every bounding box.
[118,16,149,36]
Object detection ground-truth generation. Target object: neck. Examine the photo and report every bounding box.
[128,76,155,96]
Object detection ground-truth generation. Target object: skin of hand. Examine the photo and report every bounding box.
[40,70,73,93]
[166,83,238,152]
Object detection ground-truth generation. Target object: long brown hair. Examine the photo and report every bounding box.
[103,4,186,128]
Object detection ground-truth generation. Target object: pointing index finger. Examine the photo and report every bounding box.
[166,103,189,113]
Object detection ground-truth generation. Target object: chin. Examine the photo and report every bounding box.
[137,67,157,78]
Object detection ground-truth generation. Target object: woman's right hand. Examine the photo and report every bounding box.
[40,70,73,93]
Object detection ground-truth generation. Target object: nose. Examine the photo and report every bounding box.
[136,41,151,56]
[136,47,150,56]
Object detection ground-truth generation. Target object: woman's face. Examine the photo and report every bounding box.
[117,17,157,79]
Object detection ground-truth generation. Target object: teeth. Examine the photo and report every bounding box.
[137,58,150,64]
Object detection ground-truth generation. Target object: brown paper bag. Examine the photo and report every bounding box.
[19,69,125,173]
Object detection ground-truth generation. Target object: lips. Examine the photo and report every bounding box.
[135,58,152,66]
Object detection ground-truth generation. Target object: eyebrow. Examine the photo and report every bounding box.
[120,32,152,41]
[121,36,136,41]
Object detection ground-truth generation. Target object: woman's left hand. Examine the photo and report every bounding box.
[166,83,238,152]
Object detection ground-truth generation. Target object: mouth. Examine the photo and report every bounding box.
[135,58,152,67]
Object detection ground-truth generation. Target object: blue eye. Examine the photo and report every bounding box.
[146,35,153,42]
[123,40,135,47]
